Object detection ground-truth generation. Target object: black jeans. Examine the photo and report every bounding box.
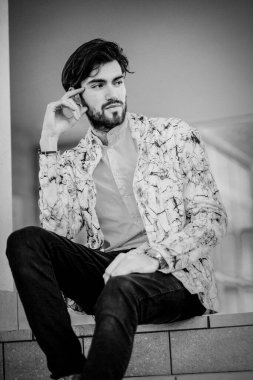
[6,226,206,380]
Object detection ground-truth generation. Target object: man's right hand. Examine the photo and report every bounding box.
[40,87,87,151]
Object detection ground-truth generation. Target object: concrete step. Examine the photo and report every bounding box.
[124,374,253,380]
[0,312,253,380]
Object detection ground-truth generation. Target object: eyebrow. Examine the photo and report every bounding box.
[87,75,125,85]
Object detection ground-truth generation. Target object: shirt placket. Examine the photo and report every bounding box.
[106,133,143,227]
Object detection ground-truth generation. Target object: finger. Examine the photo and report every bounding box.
[62,87,85,100]
[73,110,80,121]
[109,252,158,277]
[110,262,131,277]
[109,254,135,277]
[47,100,71,112]
[52,100,76,112]
[81,106,88,115]
[65,98,81,118]
[104,253,126,276]
[104,254,125,276]
[72,106,87,120]
[65,88,87,115]
[58,100,81,121]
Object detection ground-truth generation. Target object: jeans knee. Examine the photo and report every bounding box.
[95,275,139,319]
[6,226,46,264]
[108,275,136,294]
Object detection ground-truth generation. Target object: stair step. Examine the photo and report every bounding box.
[0,313,253,379]
[176,372,253,379]
[124,374,253,380]
[124,377,174,380]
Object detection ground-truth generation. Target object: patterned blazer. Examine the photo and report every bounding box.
[39,113,227,312]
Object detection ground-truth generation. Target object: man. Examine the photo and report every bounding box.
[6,39,227,380]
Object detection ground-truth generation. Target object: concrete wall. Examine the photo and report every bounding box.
[10,0,253,138]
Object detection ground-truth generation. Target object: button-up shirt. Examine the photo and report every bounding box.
[93,118,148,252]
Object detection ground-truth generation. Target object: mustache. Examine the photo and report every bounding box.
[102,99,124,110]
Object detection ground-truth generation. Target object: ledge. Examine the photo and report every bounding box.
[209,312,253,328]
[1,312,253,342]
[0,328,32,342]
[0,313,253,379]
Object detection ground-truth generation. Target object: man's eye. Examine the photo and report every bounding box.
[92,84,104,89]
[115,80,123,86]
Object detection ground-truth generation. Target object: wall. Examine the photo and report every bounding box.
[0,0,17,331]
[205,144,253,313]
[9,0,253,139]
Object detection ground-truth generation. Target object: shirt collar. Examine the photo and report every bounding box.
[79,112,148,153]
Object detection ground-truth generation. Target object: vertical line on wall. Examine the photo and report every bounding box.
[2,343,6,380]
[168,331,173,375]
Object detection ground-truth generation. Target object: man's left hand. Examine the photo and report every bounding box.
[103,252,159,284]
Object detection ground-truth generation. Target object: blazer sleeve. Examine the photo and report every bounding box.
[38,152,84,239]
[149,121,228,272]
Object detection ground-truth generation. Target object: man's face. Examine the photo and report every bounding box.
[81,60,127,131]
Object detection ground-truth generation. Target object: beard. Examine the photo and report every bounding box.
[86,99,127,132]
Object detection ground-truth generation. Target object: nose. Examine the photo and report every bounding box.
[105,84,117,100]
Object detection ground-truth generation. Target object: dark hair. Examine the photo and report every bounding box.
[61,38,133,91]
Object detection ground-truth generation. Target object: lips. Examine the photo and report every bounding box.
[104,103,122,109]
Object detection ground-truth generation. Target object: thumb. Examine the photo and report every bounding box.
[104,253,125,277]
[81,106,88,115]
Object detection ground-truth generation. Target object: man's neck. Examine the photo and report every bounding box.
[91,116,128,146]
